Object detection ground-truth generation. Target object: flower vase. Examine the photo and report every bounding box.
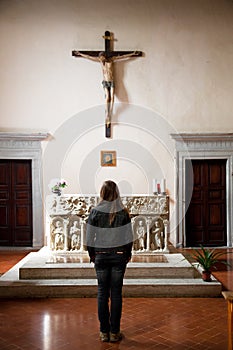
[52,189,62,196]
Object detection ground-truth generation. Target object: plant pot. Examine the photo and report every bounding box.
[202,270,212,282]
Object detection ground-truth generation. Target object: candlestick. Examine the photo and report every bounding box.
[161,178,166,194]
[152,179,157,194]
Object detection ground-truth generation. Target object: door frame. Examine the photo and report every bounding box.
[171,133,233,248]
[0,132,49,248]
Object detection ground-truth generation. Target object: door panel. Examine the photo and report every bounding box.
[0,160,32,246]
[185,159,226,247]
[0,161,11,244]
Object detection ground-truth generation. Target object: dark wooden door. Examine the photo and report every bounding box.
[0,160,32,246]
[185,159,226,247]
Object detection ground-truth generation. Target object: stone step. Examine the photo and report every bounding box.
[19,259,196,280]
[19,264,196,280]
[0,277,222,298]
[0,248,222,298]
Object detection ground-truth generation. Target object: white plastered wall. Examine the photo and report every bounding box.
[0,0,233,246]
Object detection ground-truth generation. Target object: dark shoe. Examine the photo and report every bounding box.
[99,332,109,342]
[110,332,122,342]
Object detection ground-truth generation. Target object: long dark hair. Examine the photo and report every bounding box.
[100,180,125,225]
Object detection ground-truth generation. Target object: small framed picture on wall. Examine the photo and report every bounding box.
[101,151,116,167]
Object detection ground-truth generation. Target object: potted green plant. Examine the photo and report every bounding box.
[187,245,230,282]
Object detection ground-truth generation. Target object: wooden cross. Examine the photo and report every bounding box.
[72,31,142,138]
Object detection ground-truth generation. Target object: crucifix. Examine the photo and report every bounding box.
[72,31,143,138]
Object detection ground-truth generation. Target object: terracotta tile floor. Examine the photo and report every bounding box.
[0,248,232,350]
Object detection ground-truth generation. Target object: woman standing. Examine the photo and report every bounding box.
[86,180,133,343]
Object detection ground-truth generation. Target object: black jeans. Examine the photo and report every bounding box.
[94,252,127,334]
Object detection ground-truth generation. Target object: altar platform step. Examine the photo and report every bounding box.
[0,248,222,298]
[0,277,222,298]
[18,252,196,280]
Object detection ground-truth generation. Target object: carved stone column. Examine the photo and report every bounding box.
[163,220,169,253]
[80,219,86,252]
[146,217,152,251]
[63,219,69,251]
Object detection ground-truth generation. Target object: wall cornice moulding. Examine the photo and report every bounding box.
[171,133,233,143]
[0,132,50,142]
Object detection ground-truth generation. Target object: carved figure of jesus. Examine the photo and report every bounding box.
[75,50,140,128]
[70,221,81,250]
[153,220,164,250]
[136,220,146,250]
[54,221,64,250]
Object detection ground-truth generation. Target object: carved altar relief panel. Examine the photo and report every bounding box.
[48,194,169,253]
[132,216,165,252]
[68,216,82,251]
[51,217,65,251]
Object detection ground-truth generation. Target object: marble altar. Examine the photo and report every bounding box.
[47,194,169,253]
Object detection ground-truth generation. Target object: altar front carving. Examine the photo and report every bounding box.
[47,195,169,253]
